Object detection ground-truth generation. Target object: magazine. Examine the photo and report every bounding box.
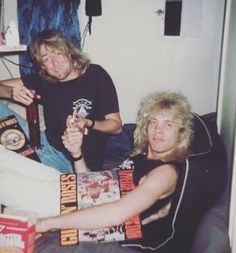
[0,115,40,162]
[60,168,142,245]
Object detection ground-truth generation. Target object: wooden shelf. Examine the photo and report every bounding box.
[0,45,27,52]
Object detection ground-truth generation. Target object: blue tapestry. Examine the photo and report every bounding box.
[17,0,81,76]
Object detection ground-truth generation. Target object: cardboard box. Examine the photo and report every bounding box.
[0,212,35,253]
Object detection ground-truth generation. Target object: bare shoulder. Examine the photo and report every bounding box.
[148,163,179,179]
[139,163,179,199]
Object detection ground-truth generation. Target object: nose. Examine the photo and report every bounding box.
[51,55,59,66]
[154,123,163,133]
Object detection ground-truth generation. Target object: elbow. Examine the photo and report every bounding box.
[114,125,122,134]
[113,121,122,134]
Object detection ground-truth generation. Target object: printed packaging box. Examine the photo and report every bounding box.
[0,211,36,253]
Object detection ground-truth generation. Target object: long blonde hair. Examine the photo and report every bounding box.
[132,91,193,160]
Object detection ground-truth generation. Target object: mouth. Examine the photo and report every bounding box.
[153,136,164,142]
[54,67,62,73]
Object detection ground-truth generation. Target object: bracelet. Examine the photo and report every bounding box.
[71,154,83,162]
[88,119,95,129]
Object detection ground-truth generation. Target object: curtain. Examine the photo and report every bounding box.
[17,0,81,76]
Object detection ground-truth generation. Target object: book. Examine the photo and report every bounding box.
[60,168,142,245]
[0,211,36,253]
[0,115,40,162]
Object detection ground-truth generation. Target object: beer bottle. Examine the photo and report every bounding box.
[26,90,41,149]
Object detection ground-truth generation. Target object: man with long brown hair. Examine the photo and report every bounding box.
[0,29,122,172]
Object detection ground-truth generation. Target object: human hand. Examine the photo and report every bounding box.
[141,202,171,225]
[62,122,84,158]
[35,232,43,240]
[12,85,40,105]
[67,115,89,135]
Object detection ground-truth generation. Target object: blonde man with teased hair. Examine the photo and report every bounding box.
[34,90,193,253]
[133,91,193,160]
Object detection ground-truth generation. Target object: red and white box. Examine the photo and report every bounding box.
[0,211,36,253]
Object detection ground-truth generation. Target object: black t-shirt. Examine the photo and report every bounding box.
[22,64,120,170]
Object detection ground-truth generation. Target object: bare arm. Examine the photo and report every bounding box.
[62,116,90,173]
[0,78,34,105]
[93,112,122,134]
[36,164,178,232]
[0,82,12,98]
[76,112,122,135]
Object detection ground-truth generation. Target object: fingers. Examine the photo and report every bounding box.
[62,128,83,144]
[62,126,84,155]
[76,117,86,129]
[142,203,170,225]
[35,233,43,240]
[66,115,88,135]
[66,115,85,127]
[64,116,89,156]
[12,84,34,105]
[66,115,74,128]
[75,117,88,135]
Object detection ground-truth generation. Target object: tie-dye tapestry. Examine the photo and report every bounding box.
[17,0,81,76]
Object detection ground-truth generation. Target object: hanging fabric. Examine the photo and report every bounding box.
[17,0,81,76]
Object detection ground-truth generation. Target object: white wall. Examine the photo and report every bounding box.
[80,0,225,122]
[0,0,226,123]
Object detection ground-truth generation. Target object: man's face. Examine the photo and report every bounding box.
[147,110,182,160]
[39,44,76,82]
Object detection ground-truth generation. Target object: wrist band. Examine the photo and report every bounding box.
[88,119,95,129]
[72,154,83,162]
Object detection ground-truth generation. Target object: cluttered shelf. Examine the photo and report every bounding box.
[0,44,27,52]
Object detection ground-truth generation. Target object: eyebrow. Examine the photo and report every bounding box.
[40,53,48,58]
[149,118,179,125]
[149,117,175,122]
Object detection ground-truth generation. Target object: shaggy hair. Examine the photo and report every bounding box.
[29,29,90,82]
[132,91,193,160]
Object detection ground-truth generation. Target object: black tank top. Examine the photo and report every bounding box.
[121,154,185,251]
